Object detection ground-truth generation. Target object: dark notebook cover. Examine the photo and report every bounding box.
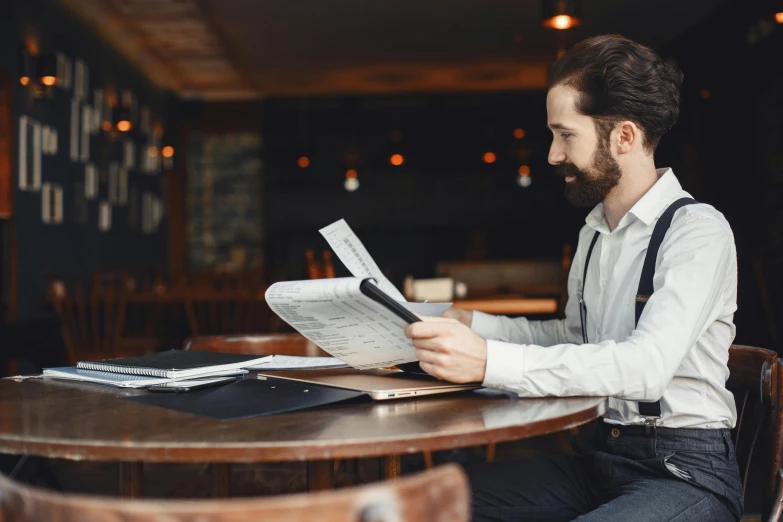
[126,378,367,420]
[77,350,270,378]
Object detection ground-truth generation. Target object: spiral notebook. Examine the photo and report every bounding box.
[76,350,271,379]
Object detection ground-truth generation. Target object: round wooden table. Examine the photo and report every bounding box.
[0,376,605,497]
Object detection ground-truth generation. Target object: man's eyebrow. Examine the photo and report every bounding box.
[547,123,575,131]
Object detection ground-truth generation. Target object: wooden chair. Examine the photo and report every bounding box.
[0,464,469,522]
[306,249,336,279]
[184,333,328,357]
[183,291,274,337]
[48,279,156,365]
[726,345,783,522]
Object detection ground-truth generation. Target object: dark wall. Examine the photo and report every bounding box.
[658,0,783,350]
[3,0,173,319]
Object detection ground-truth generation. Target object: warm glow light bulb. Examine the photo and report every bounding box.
[553,15,573,29]
[513,128,526,139]
[346,169,358,179]
[483,152,496,164]
[161,146,175,158]
[390,154,404,166]
[41,75,56,86]
[20,76,30,86]
[117,120,132,132]
[518,165,531,176]
[344,178,359,191]
[298,156,310,168]
[776,12,783,23]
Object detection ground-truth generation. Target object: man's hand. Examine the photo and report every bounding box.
[442,306,473,327]
[404,316,487,383]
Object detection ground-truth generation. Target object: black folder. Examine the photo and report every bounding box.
[126,378,367,420]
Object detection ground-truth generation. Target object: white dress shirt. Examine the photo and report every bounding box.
[472,169,738,428]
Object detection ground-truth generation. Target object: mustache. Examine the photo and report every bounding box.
[554,162,583,179]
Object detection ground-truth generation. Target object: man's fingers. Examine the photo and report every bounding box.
[418,361,442,380]
[415,347,442,364]
[405,321,460,339]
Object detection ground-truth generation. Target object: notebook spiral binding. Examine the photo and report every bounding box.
[76,361,168,377]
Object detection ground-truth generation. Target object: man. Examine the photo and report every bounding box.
[405,34,742,521]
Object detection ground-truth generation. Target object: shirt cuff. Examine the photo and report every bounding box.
[482,340,525,389]
[471,311,501,339]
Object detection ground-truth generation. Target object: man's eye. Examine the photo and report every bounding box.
[560,133,571,139]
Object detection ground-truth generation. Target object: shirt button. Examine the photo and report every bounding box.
[600,280,607,288]
[611,428,621,438]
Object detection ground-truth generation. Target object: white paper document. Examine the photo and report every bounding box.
[265,278,419,369]
[245,355,350,371]
[319,219,407,301]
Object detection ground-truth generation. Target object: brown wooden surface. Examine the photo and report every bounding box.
[0,376,605,463]
[0,463,469,522]
[453,297,558,315]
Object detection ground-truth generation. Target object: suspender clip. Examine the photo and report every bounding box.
[643,416,660,435]
[635,294,650,303]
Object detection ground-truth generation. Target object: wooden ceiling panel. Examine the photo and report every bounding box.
[60,0,256,99]
[59,0,729,99]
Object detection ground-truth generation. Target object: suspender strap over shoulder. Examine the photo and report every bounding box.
[635,197,697,419]
[580,196,698,422]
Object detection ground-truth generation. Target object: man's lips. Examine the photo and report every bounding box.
[565,175,576,183]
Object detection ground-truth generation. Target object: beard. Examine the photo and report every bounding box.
[555,139,622,208]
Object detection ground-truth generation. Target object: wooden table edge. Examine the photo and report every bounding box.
[0,399,606,463]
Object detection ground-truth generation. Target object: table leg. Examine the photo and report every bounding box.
[307,460,334,490]
[213,463,230,497]
[118,462,143,498]
[384,455,401,480]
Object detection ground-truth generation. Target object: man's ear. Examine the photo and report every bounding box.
[615,121,638,155]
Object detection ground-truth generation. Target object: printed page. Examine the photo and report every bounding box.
[265,278,418,369]
[319,219,407,301]
[245,355,349,370]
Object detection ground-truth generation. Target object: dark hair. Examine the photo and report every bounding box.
[547,34,683,153]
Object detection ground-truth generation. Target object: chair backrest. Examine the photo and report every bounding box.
[48,279,127,364]
[0,463,469,522]
[184,333,329,357]
[305,249,336,280]
[726,344,782,520]
[183,290,273,337]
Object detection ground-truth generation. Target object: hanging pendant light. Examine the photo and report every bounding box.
[542,0,581,30]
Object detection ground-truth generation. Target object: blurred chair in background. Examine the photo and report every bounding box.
[0,463,470,522]
[305,249,336,280]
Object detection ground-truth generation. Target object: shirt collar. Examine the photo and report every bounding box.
[585,168,681,232]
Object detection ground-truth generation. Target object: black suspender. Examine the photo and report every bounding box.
[580,197,697,421]
[580,232,600,345]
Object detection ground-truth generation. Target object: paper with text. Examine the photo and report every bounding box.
[265,278,418,369]
[319,219,407,301]
[245,355,349,370]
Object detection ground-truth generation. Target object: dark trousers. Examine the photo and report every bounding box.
[465,421,743,522]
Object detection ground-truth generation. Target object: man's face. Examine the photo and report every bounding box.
[546,85,622,208]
